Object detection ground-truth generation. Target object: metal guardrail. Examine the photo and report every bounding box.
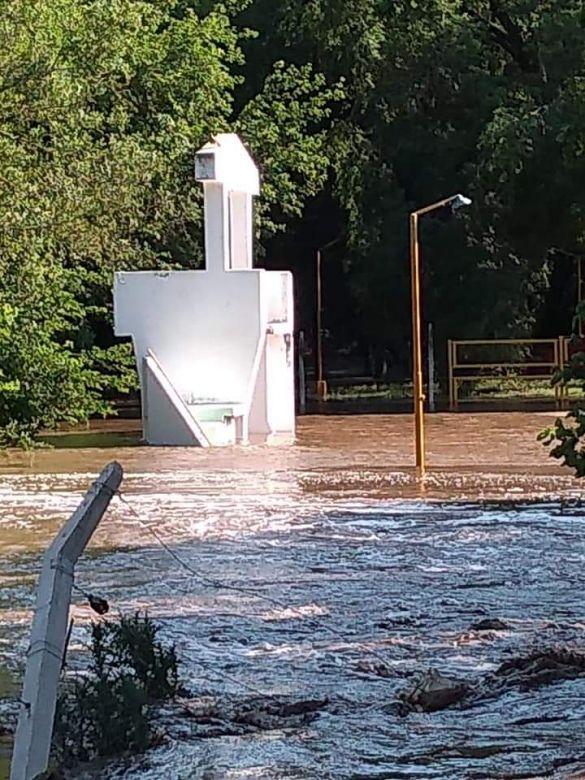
[447,337,571,409]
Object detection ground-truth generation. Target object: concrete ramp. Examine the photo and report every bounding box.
[143,353,210,447]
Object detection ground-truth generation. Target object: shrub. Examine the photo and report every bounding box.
[53,612,179,768]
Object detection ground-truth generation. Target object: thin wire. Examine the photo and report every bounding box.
[22,478,391,709]
[38,479,328,706]
[114,490,394,669]
[192,664,288,706]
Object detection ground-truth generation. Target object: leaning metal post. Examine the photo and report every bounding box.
[10,461,123,780]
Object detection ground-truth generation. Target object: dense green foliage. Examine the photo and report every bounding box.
[3,0,585,438]
[54,613,180,766]
[245,0,585,369]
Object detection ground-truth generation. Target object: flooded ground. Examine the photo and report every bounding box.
[1,412,585,779]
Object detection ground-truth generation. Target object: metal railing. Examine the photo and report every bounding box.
[447,337,570,409]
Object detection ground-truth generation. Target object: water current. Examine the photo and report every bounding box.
[1,412,585,779]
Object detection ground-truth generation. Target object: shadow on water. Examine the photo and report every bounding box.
[0,413,584,779]
[39,431,142,449]
[38,419,142,450]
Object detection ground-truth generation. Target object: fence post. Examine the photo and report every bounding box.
[553,338,559,408]
[10,462,123,780]
[447,340,454,410]
[563,336,568,409]
[559,336,568,410]
[297,330,306,415]
[428,323,436,412]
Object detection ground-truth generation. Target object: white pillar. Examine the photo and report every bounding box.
[203,182,230,273]
[229,191,253,270]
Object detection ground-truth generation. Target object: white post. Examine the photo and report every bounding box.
[202,182,230,274]
[229,191,253,270]
[428,322,436,413]
[10,462,123,780]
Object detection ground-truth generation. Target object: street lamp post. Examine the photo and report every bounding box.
[315,237,340,401]
[410,193,471,475]
[316,247,327,400]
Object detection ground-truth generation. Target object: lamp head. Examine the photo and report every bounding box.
[451,193,472,211]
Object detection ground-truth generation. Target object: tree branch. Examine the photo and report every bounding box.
[466,0,539,75]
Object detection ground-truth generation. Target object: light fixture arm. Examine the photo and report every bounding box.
[412,193,471,218]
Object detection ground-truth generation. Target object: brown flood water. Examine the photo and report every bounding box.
[0,409,574,481]
[1,411,585,779]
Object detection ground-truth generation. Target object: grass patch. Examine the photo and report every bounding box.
[39,431,141,449]
[0,665,20,780]
[0,667,18,700]
[325,377,581,403]
[327,382,416,401]
[458,377,581,401]
[0,740,10,780]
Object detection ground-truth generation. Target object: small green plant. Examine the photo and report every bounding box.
[109,612,179,701]
[539,409,585,477]
[540,305,585,477]
[53,612,179,768]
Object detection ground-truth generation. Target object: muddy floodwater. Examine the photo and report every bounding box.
[2,412,585,779]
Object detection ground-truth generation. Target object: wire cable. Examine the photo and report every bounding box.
[114,489,395,670]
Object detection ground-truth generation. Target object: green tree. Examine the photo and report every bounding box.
[245,0,585,370]
[0,0,339,443]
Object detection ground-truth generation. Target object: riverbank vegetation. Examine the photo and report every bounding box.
[54,613,180,770]
[3,1,585,443]
[0,666,19,780]
[540,307,585,475]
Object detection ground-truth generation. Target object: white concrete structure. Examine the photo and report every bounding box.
[114,134,295,446]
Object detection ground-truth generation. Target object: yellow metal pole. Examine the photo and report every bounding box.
[316,249,327,400]
[406,193,470,472]
[410,212,425,475]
